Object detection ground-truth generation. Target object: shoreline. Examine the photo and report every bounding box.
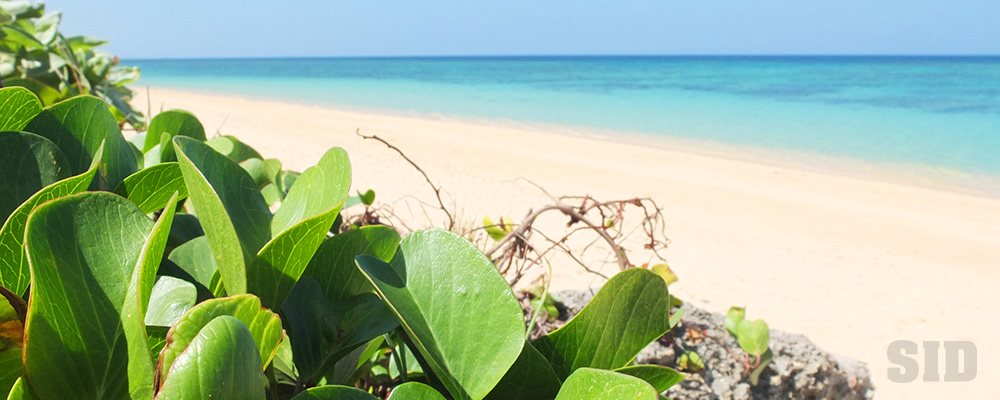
[137,82,1000,200]
[136,86,1000,399]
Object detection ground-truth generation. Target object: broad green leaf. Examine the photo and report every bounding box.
[143,109,205,152]
[554,368,658,400]
[114,162,189,213]
[145,276,197,327]
[249,147,351,309]
[736,319,770,357]
[289,385,379,400]
[122,192,179,398]
[271,147,351,235]
[24,95,137,190]
[283,277,398,382]
[156,294,283,386]
[0,87,42,130]
[386,382,448,400]
[304,226,400,301]
[166,236,218,290]
[241,158,268,187]
[725,306,745,337]
[484,342,560,400]
[1,79,61,107]
[165,213,203,248]
[356,229,524,400]
[23,192,170,399]
[206,135,263,163]
[174,136,272,295]
[0,144,100,296]
[614,365,685,394]
[533,268,674,379]
[155,316,266,400]
[0,131,71,222]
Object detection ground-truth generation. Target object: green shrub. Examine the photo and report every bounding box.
[0,87,684,399]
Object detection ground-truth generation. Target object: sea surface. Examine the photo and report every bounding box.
[129,56,1000,196]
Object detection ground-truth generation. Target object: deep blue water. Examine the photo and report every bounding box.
[129,56,1000,195]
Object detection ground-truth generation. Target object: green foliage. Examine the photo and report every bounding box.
[553,368,658,400]
[0,1,145,127]
[0,86,687,399]
[724,306,772,385]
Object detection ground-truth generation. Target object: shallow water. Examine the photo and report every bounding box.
[131,56,1000,196]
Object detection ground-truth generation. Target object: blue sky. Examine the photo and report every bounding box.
[45,0,1000,58]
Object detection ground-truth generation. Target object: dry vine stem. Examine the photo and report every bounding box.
[349,131,670,288]
[482,192,670,287]
[355,129,455,230]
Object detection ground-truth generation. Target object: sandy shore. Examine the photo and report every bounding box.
[137,87,1000,398]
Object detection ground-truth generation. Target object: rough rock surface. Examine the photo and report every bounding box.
[547,289,876,400]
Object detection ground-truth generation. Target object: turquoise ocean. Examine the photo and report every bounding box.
[130,56,1000,196]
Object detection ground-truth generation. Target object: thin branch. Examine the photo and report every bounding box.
[356,129,455,230]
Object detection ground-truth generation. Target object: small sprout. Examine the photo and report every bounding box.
[724,306,745,337]
[678,350,705,372]
[483,216,514,241]
[736,319,770,357]
[359,189,375,206]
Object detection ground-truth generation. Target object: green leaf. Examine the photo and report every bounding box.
[206,135,263,163]
[736,319,770,357]
[22,192,172,399]
[241,158,268,187]
[677,351,704,373]
[0,131,71,222]
[64,35,108,51]
[155,316,266,400]
[649,264,678,286]
[174,136,272,295]
[303,226,400,302]
[289,385,379,400]
[166,236,217,291]
[614,365,685,394]
[283,277,398,382]
[114,162,189,214]
[484,342,560,400]
[0,87,42,131]
[0,144,100,297]
[24,95,138,190]
[156,294,283,386]
[143,110,206,153]
[0,79,60,107]
[6,376,40,400]
[145,276,197,327]
[359,189,375,206]
[532,268,675,379]
[725,306,745,337]
[355,229,524,400]
[386,382,448,400]
[0,2,44,19]
[246,147,351,309]
[271,147,351,235]
[553,368,658,400]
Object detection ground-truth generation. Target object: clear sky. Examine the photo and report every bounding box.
[44,0,1000,59]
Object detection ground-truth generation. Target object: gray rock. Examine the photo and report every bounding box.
[548,290,876,400]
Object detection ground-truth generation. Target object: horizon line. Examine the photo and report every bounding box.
[124,53,1000,62]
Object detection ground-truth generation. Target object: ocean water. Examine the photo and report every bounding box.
[130,56,1000,196]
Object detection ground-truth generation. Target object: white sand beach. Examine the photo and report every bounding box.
[137,87,1000,399]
